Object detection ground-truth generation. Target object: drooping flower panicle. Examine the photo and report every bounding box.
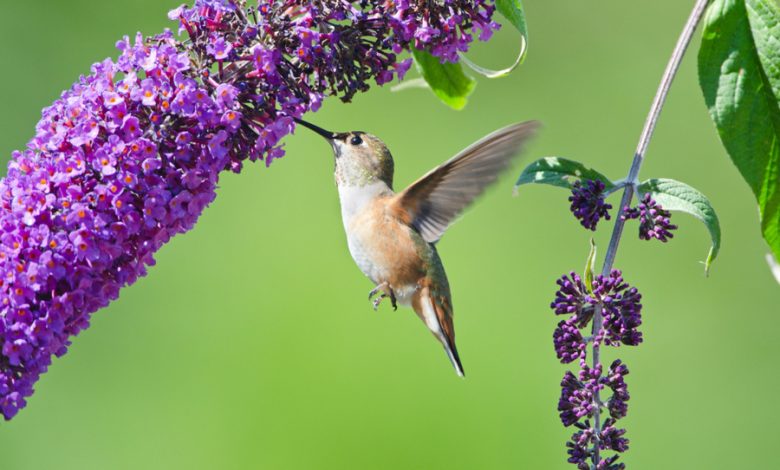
[0,0,501,420]
[550,269,641,468]
[569,180,612,231]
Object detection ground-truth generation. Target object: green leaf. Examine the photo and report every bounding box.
[496,0,529,38]
[638,178,722,275]
[699,0,780,263]
[748,0,780,101]
[411,48,476,110]
[514,157,615,191]
[583,238,597,296]
[461,0,528,78]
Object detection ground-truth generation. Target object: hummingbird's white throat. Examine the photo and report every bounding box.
[337,181,392,222]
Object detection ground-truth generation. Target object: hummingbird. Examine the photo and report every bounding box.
[295,118,539,377]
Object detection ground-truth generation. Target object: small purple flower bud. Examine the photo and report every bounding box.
[569,180,613,231]
[605,360,630,419]
[600,419,629,453]
[558,366,602,426]
[595,455,625,470]
[566,424,595,469]
[554,319,587,364]
[551,272,594,324]
[597,271,643,347]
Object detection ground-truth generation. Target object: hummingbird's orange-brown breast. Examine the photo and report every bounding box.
[346,193,460,374]
[346,195,431,293]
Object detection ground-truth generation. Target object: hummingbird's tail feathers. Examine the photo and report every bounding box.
[443,336,465,378]
[412,286,465,377]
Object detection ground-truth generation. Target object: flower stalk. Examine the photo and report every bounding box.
[589,0,711,466]
[600,0,712,275]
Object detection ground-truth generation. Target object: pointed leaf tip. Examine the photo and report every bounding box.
[584,238,597,295]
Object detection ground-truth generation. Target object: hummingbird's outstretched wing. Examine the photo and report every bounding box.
[392,121,539,244]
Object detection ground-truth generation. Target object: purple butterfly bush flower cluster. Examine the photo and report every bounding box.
[569,180,612,231]
[569,179,678,243]
[622,193,678,242]
[0,0,500,420]
[551,270,640,469]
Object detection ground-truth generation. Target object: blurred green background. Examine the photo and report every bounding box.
[0,1,778,469]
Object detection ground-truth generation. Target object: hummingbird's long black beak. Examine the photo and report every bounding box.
[294,117,336,140]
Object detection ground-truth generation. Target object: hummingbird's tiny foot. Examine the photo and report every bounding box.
[368,283,397,311]
[368,285,383,301]
[369,282,390,300]
[372,295,386,311]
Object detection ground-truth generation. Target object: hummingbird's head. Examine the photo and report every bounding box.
[295,118,394,189]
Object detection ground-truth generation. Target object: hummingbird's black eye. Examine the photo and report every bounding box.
[350,135,363,146]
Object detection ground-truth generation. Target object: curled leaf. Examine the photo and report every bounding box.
[460,0,528,78]
[459,36,527,78]
[638,178,721,275]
